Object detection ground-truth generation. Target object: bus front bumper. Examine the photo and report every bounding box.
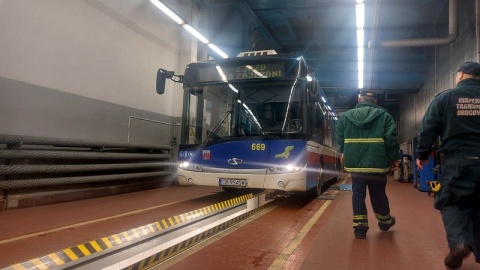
[178,168,308,192]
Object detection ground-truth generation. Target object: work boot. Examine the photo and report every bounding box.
[354,233,366,239]
[444,244,471,269]
[354,228,367,239]
[379,216,396,231]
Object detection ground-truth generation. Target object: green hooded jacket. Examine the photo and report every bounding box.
[336,101,400,174]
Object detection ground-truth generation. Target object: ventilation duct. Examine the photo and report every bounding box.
[381,0,458,47]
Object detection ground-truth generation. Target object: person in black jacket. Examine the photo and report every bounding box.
[416,61,480,269]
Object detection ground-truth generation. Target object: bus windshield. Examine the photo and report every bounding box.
[182,79,305,144]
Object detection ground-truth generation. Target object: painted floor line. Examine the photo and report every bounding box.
[268,178,348,270]
[154,202,282,269]
[0,194,212,245]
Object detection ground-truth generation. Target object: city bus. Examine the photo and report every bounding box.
[157,50,341,196]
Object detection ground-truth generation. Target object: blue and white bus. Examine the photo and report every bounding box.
[157,50,341,196]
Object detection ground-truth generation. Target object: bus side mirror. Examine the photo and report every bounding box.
[156,68,175,95]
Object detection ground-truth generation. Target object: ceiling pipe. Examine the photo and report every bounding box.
[476,0,480,62]
[380,0,457,47]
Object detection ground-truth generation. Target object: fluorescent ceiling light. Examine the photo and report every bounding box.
[150,0,184,24]
[208,43,228,59]
[358,70,364,89]
[357,47,364,61]
[150,0,229,59]
[215,65,228,81]
[183,24,209,44]
[247,65,267,78]
[228,83,239,93]
[356,29,364,47]
[356,3,364,28]
[357,60,364,73]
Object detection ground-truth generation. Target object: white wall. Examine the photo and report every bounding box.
[0,0,199,143]
[0,0,192,116]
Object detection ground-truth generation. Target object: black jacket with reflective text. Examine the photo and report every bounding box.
[417,78,480,160]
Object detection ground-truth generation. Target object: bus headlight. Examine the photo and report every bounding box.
[179,161,202,172]
[267,164,303,174]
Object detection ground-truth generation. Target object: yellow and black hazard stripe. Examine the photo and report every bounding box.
[126,195,279,270]
[4,193,255,270]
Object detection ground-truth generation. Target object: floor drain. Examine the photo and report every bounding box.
[318,194,336,200]
[329,184,352,191]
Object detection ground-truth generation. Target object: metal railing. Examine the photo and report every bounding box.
[0,134,172,190]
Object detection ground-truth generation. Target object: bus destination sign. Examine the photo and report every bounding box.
[223,62,285,80]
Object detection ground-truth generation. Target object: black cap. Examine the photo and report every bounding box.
[457,61,480,75]
[359,90,377,99]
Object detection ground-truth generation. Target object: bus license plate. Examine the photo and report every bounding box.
[219,178,247,187]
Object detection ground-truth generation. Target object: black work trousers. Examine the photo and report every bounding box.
[351,173,392,235]
[436,157,480,260]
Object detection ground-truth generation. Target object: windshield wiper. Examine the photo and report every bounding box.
[242,109,268,137]
[204,110,231,142]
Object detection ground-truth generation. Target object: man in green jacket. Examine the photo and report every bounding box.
[336,90,400,239]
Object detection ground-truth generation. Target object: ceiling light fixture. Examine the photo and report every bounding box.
[208,43,228,59]
[150,0,228,59]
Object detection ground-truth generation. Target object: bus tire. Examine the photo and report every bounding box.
[310,167,324,197]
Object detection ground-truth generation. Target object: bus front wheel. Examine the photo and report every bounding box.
[310,168,324,197]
